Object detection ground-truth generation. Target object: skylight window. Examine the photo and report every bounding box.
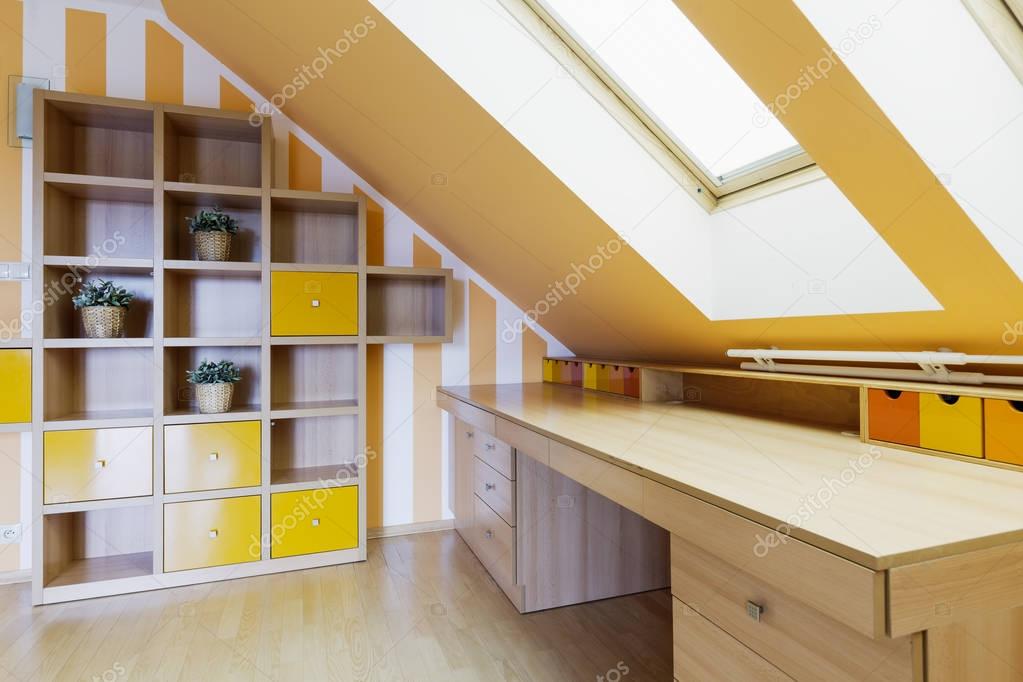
[528,0,813,196]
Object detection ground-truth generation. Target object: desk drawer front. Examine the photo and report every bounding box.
[496,417,549,465]
[474,457,515,526]
[673,598,793,682]
[549,441,643,512]
[474,432,514,480]
[470,495,516,600]
[436,393,495,433]
[671,535,915,682]
[645,479,883,638]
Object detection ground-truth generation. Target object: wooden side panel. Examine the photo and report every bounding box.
[926,606,1023,682]
[516,452,669,613]
[451,417,475,536]
[889,540,1023,637]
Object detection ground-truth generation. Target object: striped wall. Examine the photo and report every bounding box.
[0,0,569,572]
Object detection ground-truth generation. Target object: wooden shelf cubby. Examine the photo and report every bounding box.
[43,347,154,422]
[42,97,154,180]
[270,344,358,414]
[270,190,360,267]
[163,111,262,187]
[163,270,262,338]
[43,504,154,587]
[270,415,360,487]
[162,345,261,417]
[164,186,262,262]
[367,267,452,341]
[42,179,154,260]
[42,264,154,339]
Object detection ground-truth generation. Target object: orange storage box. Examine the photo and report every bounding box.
[867,389,920,447]
[985,399,1023,465]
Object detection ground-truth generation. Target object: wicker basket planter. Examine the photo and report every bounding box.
[194,231,232,261]
[196,382,234,414]
[80,306,126,339]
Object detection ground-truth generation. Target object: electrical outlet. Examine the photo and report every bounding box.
[555,495,575,509]
[0,524,22,544]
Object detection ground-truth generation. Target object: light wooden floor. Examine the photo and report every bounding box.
[0,531,673,681]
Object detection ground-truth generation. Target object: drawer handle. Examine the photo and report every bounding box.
[485,443,496,451]
[466,431,474,439]
[485,482,496,491]
[209,529,219,539]
[484,530,494,539]
[208,452,219,462]
[746,601,764,623]
[94,459,107,470]
[311,518,320,527]
[311,299,320,308]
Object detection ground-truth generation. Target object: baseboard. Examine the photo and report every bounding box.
[367,518,454,539]
[0,569,30,586]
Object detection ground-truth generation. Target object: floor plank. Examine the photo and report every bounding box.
[0,531,671,681]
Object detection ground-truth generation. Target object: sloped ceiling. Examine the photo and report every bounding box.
[163,0,1023,363]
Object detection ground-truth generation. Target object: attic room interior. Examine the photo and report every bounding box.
[1,0,1023,679]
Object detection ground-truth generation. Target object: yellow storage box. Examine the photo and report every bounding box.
[919,393,983,458]
[164,421,261,493]
[164,496,261,572]
[269,486,359,558]
[0,349,31,423]
[43,427,153,504]
[271,271,358,336]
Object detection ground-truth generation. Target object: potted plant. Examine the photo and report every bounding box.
[187,207,239,261]
[186,359,242,414]
[72,279,135,338]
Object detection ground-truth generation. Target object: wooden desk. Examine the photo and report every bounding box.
[438,382,1023,682]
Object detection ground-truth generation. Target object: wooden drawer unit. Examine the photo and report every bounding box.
[496,416,549,465]
[644,479,884,638]
[868,389,920,447]
[43,427,153,504]
[0,349,30,423]
[670,535,917,682]
[164,496,261,572]
[984,398,1023,465]
[919,393,983,458]
[164,421,261,493]
[469,494,517,603]
[269,486,359,558]
[270,271,358,336]
[474,457,515,526]
[673,598,793,682]
[474,430,514,480]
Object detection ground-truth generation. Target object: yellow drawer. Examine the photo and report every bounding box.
[919,393,983,458]
[164,421,261,493]
[271,272,358,336]
[0,349,31,423]
[43,427,152,504]
[270,486,359,558]
[164,496,261,572]
[583,362,597,390]
[543,359,554,383]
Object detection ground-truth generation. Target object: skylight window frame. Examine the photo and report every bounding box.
[519,0,817,203]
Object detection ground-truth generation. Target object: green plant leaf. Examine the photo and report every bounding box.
[186,207,240,234]
[186,359,242,384]
[72,279,135,309]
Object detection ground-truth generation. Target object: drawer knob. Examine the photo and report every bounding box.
[209,529,219,539]
[466,432,473,439]
[94,459,107,470]
[311,518,320,527]
[485,482,496,491]
[484,530,494,539]
[485,443,496,451]
[208,452,219,462]
[311,299,320,308]
[746,601,764,623]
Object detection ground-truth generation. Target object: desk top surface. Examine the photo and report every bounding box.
[439,382,1023,569]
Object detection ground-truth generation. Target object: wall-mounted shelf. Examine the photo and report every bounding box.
[366,266,453,342]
